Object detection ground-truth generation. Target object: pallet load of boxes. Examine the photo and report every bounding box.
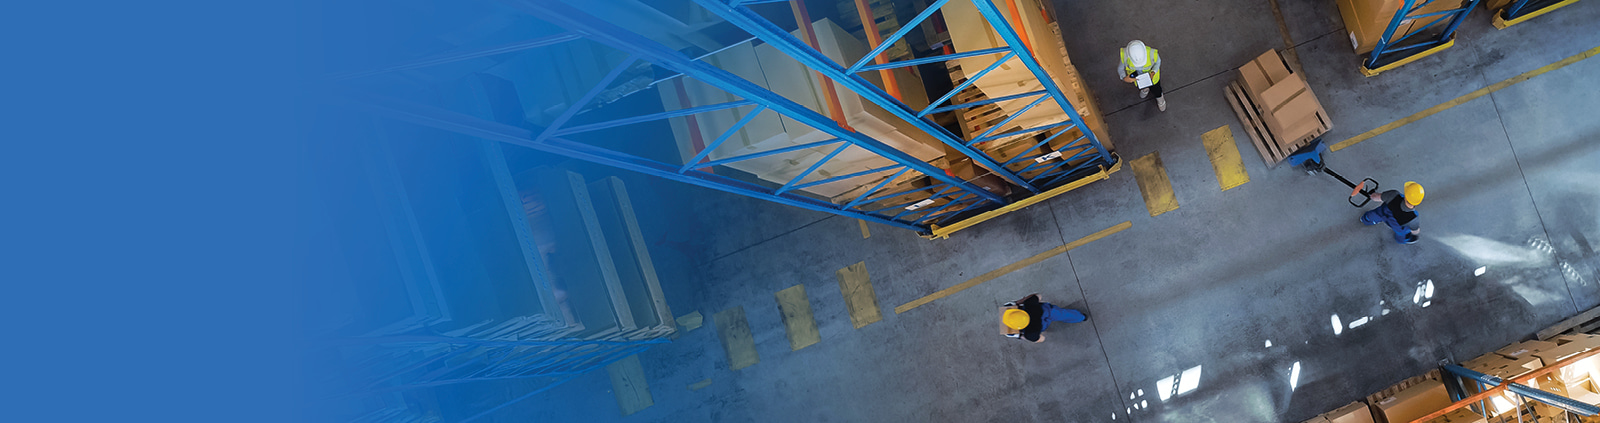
[1301,307,1600,423]
[1226,49,1333,167]
[660,0,1111,226]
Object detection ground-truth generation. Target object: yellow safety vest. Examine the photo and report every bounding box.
[1121,47,1161,85]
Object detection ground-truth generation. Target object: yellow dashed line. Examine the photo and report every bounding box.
[859,219,871,239]
[774,284,820,350]
[1130,152,1179,216]
[1202,126,1250,191]
[836,262,883,328]
[1332,45,1600,152]
[713,306,759,370]
[895,221,1132,314]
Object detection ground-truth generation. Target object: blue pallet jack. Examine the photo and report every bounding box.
[1287,139,1379,208]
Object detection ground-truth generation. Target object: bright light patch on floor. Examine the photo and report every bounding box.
[1350,316,1370,329]
[1382,309,1390,315]
[1265,340,1272,348]
[1475,266,1488,276]
[1112,413,1117,420]
[1422,301,1431,308]
[1137,389,1143,396]
[1289,361,1302,391]
[1177,366,1202,395]
[1424,280,1435,298]
[1332,314,1343,335]
[1130,392,1136,400]
[1141,400,1148,408]
[1155,376,1174,401]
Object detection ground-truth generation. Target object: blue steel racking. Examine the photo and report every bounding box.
[1441,364,1600,418]
[1491,0,1582,28]
[1362,0,1484,76]
[359,0,1115,236]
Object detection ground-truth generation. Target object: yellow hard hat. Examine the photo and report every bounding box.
[1003,309,1030,330]
[1404,181,1425,206]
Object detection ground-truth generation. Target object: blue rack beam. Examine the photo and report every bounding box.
[1443,364,1600,416]
[689,0,1116,194]
[1363,0,1482,74]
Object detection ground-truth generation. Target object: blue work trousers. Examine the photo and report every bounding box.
[1362,206,1416,243]
[1040,303,1086,330]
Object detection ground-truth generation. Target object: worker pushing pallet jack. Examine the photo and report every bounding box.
[1289,140,1426,245]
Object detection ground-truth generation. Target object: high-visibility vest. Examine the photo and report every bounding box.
[1121,47,1161,85]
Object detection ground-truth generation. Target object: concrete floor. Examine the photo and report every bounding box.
[513,1,1600,421]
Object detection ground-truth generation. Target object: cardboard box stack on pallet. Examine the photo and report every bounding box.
[938,0,1112,183]
[1301,307,1600,423]
[1333,0,1471,55]
[1225,49,1332,167]
[660,18,943,203]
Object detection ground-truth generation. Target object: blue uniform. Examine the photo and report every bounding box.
[1361,190,1419,244]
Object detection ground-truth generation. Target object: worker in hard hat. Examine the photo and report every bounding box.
[1360,182,1425,244]
[1119,40,1165,111]
[1000,293,1086,343]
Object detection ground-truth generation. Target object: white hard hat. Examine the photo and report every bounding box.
[1126,40,1148,67]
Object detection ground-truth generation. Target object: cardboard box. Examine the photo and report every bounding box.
[1498,340,1560,360]
[1324,401,1378,423]
[1375,380,1452,423]
[1332,0,1468,55]
[1302,416,1333,423]
[1232,50,1331,158]
[1431,407,1489,423]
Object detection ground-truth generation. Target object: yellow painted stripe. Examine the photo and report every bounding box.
[859,219,870,239]
[1130,152,1179,216]
[1265,0,1301,72]
[774,284,820,351]
[1360,38,1456,77]
[675,311,703,332]
[606,355,653,416]
[927,160,1120,239]
[713,306,759,370]
[836,262,883,328]
[896,221,1132,314]
[687,378,712,391]
[1334,45,1600,152]
[1202,126,1250,191]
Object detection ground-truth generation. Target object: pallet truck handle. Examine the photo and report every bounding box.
[1349,179,1379,208]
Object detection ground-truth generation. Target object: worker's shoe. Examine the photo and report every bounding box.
[1399,233,1420,244]
[1157,97,1166,111]
[1360,215,1378,225]
[1140,88,1149,99]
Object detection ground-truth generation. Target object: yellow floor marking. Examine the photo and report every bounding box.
[1265,0,1302,73]
[713,306,759,370]
[675,311,703,331]
[774,284,821,350]
[836,262,883,328]
[605,355,653,416]
[1334,45,1600,151]
[1202,126,1250,191]
[859,219,870,239]
[896,221,1132,314]
[687,378,712,391]
[927,160,1120,239]
[1130,152,1179,216]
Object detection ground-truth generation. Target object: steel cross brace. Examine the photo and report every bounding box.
[508,0,1007,207]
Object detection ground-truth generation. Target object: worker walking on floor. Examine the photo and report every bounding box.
[1119,40,1165,111]
[1001,293,1085,343]
[1361,181,1425,244]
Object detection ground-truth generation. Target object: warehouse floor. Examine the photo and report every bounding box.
[503,1,1600,422]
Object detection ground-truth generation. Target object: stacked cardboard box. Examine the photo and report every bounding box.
[1332,0,1471,55]
[1226,49,1332,166]
[1374,379,1453,423]
[659,19,942,201]
[1323,401,1379,423]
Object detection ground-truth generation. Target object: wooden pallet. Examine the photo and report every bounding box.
[1224,80,1295,167]
[1537,304,1600,340]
